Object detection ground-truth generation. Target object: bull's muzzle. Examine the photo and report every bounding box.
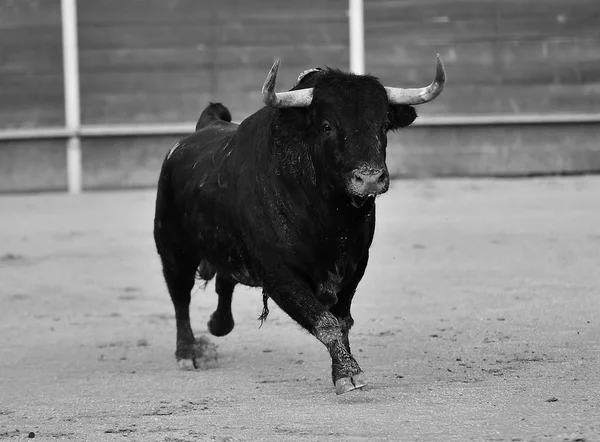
[348,167,390,198]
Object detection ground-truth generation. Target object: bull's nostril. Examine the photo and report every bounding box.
[354,175,363,184]
[377,173,387,184]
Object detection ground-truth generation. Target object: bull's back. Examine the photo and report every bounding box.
[165,101,239,186]
[155,107,246,273]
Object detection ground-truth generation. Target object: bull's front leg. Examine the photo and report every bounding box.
[266,279,366,395]
[330,253,369,355]
[314,312,367,394]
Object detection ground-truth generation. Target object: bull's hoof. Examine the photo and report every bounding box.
[177,358,197,371]
[175,336,218,370]
[207,312,234,337]
[334,373,368,395]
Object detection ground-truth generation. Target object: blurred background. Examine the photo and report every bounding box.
[1,0,599,193]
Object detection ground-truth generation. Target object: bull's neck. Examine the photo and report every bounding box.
[269,161,373,235]
[265,118,372,221]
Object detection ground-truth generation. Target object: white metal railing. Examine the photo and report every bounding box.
[1,112,599,141]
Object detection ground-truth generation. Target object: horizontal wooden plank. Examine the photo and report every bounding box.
[367,44,600,88]
[366,0,600,30]
[0,139,67,192]
[78,49,350,123]
[80,92,215,124]
[78,43,349,74]
[0,0,61,27]
[0,106,65,130]
[0,92,64,130]
[79,21,348,51]
[78,0,347,25]
[363,0,600,116]
[0,28,63,74]
[387,123,600,178]
[366,36,600,86]
[0,68,65,129]
[0,1,63,129]
[81,136,179,189]
[363,0,600,104]
[417,84,600,116]
[78,77,600,124]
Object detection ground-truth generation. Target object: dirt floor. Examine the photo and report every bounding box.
[0,177,599,442]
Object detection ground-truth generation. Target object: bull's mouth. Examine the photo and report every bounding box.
[349,194,375,208]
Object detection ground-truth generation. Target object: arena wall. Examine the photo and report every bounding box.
[1,0,599,192]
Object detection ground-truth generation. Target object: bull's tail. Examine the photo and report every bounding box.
[195,102,232,131]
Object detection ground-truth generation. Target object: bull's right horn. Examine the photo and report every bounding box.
[262,59,314,108]
[385,54,446,105]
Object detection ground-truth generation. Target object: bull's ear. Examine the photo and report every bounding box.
[387,104,417,131]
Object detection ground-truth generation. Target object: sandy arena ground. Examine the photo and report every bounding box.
[0,177,599,441]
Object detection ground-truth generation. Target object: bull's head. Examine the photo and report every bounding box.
[262,57,446,207]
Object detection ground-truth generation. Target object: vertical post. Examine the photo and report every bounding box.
[61,0,82,194]
[349,0,365,75]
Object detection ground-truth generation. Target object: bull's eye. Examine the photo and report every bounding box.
[321,121,332,133]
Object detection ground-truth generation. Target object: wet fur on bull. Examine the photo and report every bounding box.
[153,68,417,393]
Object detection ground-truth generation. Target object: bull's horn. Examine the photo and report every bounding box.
[262,59,313,108]
[385,54,446,105]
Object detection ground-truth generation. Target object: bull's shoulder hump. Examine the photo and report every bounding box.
[190,121,239,142]
[167,121,238,160]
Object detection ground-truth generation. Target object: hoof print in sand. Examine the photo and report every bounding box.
[177,336,218,370]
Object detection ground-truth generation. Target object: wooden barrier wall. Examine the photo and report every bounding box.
[0,0,64,130]
[366,0,600,118]
[77,0,349,124]
[1,0,599,191]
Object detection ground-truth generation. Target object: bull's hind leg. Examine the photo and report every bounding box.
[154,168,216,369]
[160,251,216,369]
[207,274,236,336]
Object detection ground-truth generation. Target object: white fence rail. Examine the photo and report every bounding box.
[2,113,599,141]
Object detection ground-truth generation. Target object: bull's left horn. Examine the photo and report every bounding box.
[385,54,446,105]
[262,59,313,108]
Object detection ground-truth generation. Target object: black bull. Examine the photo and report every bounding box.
[154,58,446,394]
